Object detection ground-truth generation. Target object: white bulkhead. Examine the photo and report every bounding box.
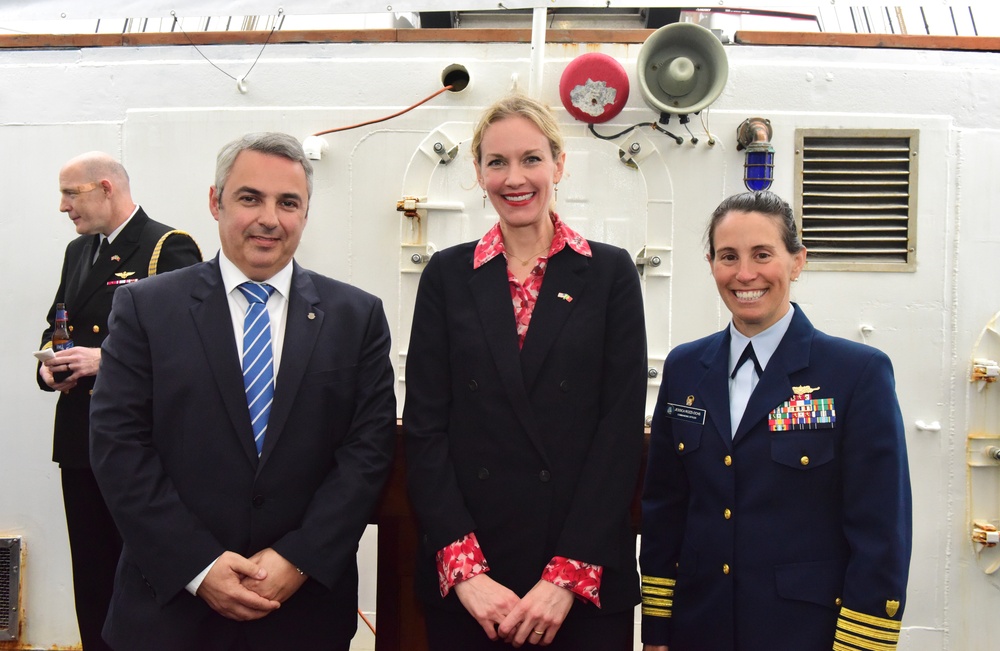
[1,3,999,649]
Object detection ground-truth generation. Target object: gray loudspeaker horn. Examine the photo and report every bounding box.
[637,22,729,116]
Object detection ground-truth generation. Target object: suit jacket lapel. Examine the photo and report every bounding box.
[469,255,549,464]
[733,307,814,445]
[72,209,149,312]
[698,330,735,450]
[519,250,588,393]
[190,258,260,466]
[260,263,321,465]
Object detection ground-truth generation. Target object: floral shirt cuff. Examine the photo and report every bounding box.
[542,556,603,608]
[436,532,489,597]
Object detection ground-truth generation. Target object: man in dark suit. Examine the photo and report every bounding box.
[90,132,397,651]
[38,151,202,651]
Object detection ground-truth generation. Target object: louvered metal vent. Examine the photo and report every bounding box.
[794,129,918,271]
[0,537,20,641]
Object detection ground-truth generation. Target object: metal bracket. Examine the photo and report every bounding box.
[973,520,1000,549]
[973,357,1000,389]
[396,196,466,220]
[618,129,659,169]
[419,129,460,165]
[401,243,436,274]
[635,246,671,277]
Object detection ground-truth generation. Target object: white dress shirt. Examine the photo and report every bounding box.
[185,253,294,595]
[728,304,795,437]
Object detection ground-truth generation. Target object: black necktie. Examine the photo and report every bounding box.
[93,237,109,266]
[731,341,764,379]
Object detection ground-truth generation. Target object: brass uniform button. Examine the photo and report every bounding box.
[678,442,685,451]
[722,564,730,575]
[835,598,842,606]
[93,325,100,333]
[724,455,732,466]
[723,508,732,519]
[69,325,75,333]
[800,456,810,466]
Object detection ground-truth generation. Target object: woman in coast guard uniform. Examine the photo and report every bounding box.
[639,191,912,651]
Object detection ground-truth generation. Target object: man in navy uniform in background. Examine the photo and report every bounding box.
[38,151,202,650]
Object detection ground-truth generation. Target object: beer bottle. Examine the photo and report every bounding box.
[52,303,74,382]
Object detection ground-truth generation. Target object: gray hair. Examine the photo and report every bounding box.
[706,190,804,258]
[214,132,314,206]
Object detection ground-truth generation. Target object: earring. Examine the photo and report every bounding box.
[554,184,558,204]
[482,190,486,209]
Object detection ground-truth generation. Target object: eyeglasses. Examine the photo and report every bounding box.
[60,181,101,200]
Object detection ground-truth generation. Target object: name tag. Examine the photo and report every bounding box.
[664,403,706,425]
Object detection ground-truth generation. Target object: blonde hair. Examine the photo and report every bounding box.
[471,94,564,164]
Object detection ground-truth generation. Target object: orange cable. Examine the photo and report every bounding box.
[313,85,454,136]
[358,608,377,635]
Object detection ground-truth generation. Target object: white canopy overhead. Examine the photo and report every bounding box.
[0,1,871,21]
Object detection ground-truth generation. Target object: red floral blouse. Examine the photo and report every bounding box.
[436,214,602,607]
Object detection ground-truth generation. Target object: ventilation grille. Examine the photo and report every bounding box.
[0,537,20,641]
[795,129,918,271]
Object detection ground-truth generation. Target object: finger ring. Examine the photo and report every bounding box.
[533,630,544,636]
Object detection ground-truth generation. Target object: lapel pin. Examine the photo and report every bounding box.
[307,312,316,320]
[557,292,573,302]
[110,255,121,262]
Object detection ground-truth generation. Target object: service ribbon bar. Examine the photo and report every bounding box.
[769,394,836,431]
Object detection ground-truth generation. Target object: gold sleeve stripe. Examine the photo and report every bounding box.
[840,607,903,630]
[641,606,672,618]
[642,585,673,597]
[148,230,200,276]
[834,628,899,651]
[41,341,53,350]
[641,597,673,608]
[641,575,676,587]
[837,617,902,642]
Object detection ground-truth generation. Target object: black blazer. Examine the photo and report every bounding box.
[37,208,201,467]
[89,258,397,650]
[404,240,647,616]
[640,306,912,650]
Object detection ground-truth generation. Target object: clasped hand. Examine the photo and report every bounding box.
[196,548,308,621]
[453,574,575,647]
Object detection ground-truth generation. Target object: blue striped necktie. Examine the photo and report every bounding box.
[237,282,276,456]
